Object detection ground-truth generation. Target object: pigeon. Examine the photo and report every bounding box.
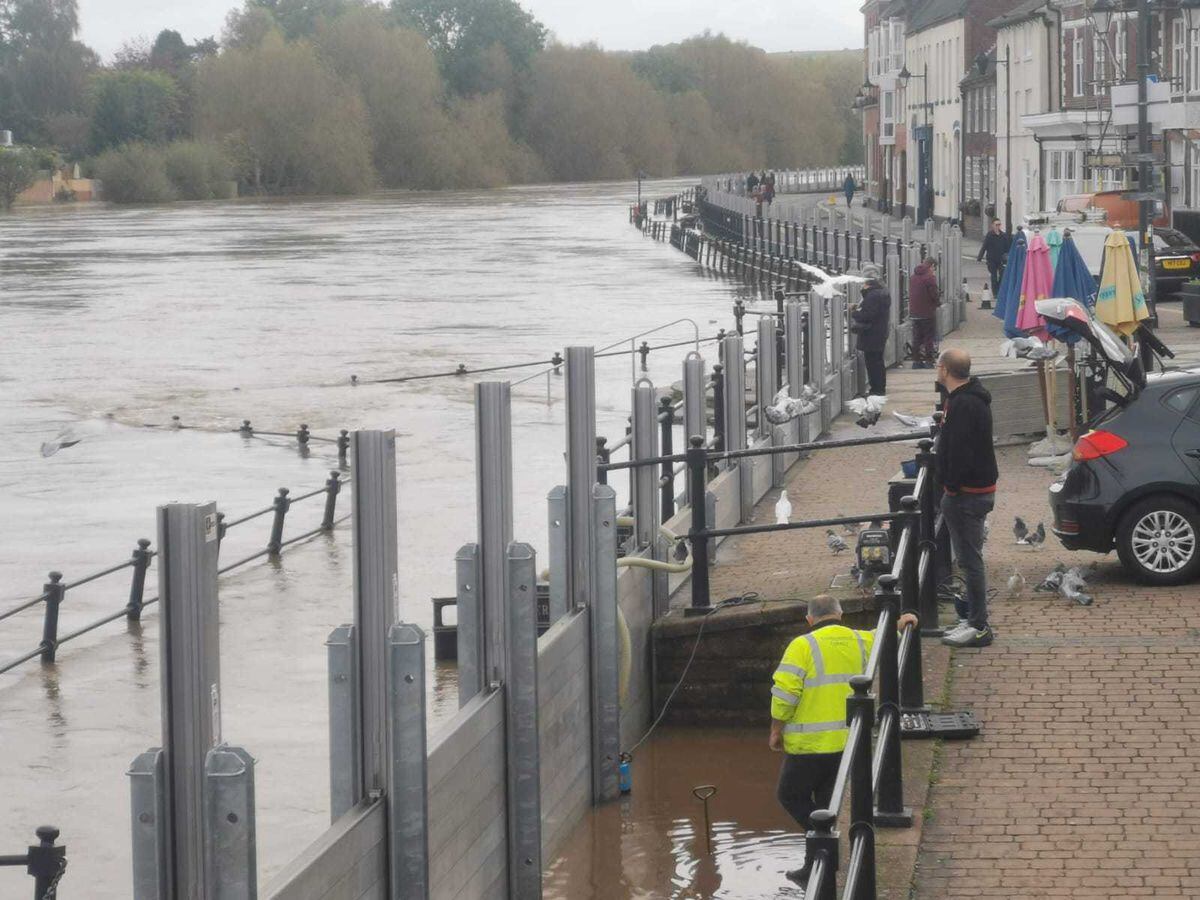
[763,385,824,425]
[1000,336,1058,361]
[893,411,935,429]
[1034,563,1067,593]
[1024,522,1046,547]
[796,262,869,300]
[847,394,887,428]
[1013,517,1029,543]
[1006,570,1026,598]
[672,540,689,562]
[1059,567,1093,606]
[774,490,792,525]
[826,529,849,555]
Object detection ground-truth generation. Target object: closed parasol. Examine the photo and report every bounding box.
[991,230,1028,338]
[1095,229,1150,337]
[1015,232,1055,340]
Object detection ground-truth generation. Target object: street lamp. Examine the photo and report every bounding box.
[976,49,1013,236]
[899,62,933,222]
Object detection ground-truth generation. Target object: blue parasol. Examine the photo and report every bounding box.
[991,231,1028,338]
[1047,236,1098,344]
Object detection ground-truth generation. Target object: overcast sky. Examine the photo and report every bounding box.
[78,0,864,60]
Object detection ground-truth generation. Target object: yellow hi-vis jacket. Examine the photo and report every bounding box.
[771,622,876,755]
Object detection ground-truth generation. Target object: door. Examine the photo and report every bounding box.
[1169,384,1200,484]
[915,126,932,222]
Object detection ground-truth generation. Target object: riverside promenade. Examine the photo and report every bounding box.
[701,282,1200,897]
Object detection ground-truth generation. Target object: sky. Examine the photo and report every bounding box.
[77,0,864,61]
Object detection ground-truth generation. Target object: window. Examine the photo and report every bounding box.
[1094,27,1109,95]
[1114,18,1127,79]
[1026,87,1034,116]
[1191,27,1200,91]
[1074,32,1085,97]
[1164,386,1200,415]
[1024,23,1034,60]
[1174,18,1185,89]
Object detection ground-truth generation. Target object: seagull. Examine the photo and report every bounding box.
[796,262,869,300]
[847,394,887,428]
[763,386,824,425]
[40,432,82,458]
[826,529,849,555]
[774,490,792,525]
[893,411,935,429]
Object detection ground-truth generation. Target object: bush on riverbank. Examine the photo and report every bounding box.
[95,140,234,202]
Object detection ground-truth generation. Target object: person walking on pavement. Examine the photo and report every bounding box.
[843,173,856,208]
[936,349,999,648]
[907,256,941,369]
[977,218,1010,298]
[770,594,918,886]
[851,264,891,396]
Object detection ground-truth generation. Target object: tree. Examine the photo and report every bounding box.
[1,0,79,53]
[0,145,36,207]
[394,0,546,96]
[88,69,182,153]
[194,34,373,195]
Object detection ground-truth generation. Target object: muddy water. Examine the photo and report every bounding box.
[545,729,807,900]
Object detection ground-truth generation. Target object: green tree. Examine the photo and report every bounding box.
[394,0,546,96]
[88,69,182,153]
[0,145,37,207]
[194,34,373,195]
[94,141,174,202]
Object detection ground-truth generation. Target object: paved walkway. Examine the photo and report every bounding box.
[705,288,1200,897]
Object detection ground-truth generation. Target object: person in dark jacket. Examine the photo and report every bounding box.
[747,172,759,195]
[843,174,856,207]
[935,348,998,649]
[976,219,1010,297]
[851,264,891,395]
[907,257,941,368]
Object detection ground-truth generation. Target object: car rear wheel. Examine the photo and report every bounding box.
[1116,496,1200,585]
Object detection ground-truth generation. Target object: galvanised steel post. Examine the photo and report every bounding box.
[846,675,877,900]
[155,501,222,898]
[631,379,659,550]
[565,347,597,613]
[682,353,707,495]
[474,382,514,687]
[203,745,256,900]
[267,487,290,556]
[591,484,621,802]
[721,333,751,522]
[130,749,168,899]
[38,572,64,663]
[454,543,483,706]
[874,574,912,827]
[388,623,430,899]
[899,496,926,713]
[350,430,398,797]
[785,300,805,398]
[756,316,777,440]
[502,544,542,894]
[325,624,360,821]
[659,395,675,523]
[547,486,569,625]
[686,437,710,610]
[321,470,341,531]
[127,539,153,621]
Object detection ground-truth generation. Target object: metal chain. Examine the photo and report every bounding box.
[40,855,67,900]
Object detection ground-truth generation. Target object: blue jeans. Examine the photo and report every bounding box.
[941,492,994,629]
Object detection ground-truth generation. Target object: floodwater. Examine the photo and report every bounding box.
[0,180,813,896]
[544,729,808,900]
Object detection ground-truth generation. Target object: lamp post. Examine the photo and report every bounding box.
[899,63,932,222]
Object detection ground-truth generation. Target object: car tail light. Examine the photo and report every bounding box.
[1057,520,1081,534]
[1073,429,1128,461]
[1192,252,1200,263]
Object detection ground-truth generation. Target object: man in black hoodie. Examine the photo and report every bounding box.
[976,219,1011,298]
[851,264,891,395]
[935,348,998,648]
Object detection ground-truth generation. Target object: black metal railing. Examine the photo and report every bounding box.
[0,826,66,899]
[0,470,350,675]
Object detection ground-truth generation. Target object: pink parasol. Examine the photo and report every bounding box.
[1015,232,1054,340]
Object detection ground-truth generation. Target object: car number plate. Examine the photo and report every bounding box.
[1163,258,1191,269]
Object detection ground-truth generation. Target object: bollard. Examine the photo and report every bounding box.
[874,574,912,827]
[551,351,564,375]
[126,539,153,621]
[267,487,290,555]
[239,420,252,436]
[321,470,341,531]
[297,424,310,447]
[734,300,745,336]
[39,572,64,663]
[659,396,676,522]
[686,437,710,610]
[337,429,350,462]
[26,825,67,899]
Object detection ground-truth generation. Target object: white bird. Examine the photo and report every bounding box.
[763,385,824,425]
[893,411,935,429]
[1006,569,1025,598]
[847,394,887,428]
[774,490,792,525]
[796,261,869,300]
[1000,336,1058,361]
[40,432,82,458]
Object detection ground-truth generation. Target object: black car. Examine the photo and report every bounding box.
[1043,299,1200,584]
[1153,226,1200,297]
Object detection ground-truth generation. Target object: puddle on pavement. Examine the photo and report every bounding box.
[544,727,807,899]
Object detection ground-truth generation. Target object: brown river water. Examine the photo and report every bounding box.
[0,180,819,897]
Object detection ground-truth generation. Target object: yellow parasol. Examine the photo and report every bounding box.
[1095,229,1149,337]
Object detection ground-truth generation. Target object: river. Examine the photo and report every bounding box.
[0,179,808,894]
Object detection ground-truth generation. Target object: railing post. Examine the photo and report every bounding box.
[899,496,927,713]
[916,439,941,635]
[126,539,153,621]
[711,365,726,455]
[804,809,839,900]
[659,395,675,523]
[27,825,66,900]
[874,573,913,827]
[686,436,710,611]
[388,622,430,899]
[321,470,341,531]
[337,429,350,463]
[39,572,64,663]
[595,437,609,486]
[847,675,877,900]
[267,487,290,556]
[734,299,745,336]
